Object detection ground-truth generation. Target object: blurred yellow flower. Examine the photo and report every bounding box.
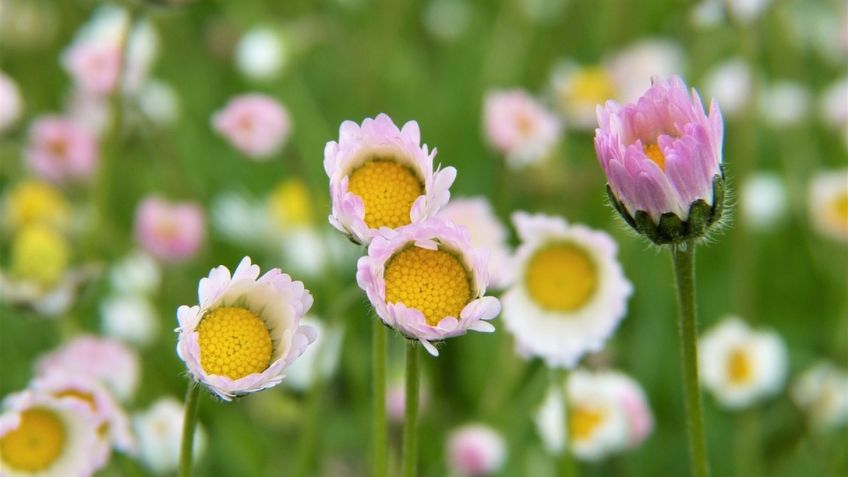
[5,180,70,231]
[11,224,70,287]
[267,178,314,229]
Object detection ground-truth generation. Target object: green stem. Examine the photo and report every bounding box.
[670,241,710,477]
[401,340,419,477]
[179,383,201,477]
[734,408,761,477]
[555,369,579,477]
[373,320,388,477]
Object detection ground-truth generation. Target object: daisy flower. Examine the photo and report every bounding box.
[324,113,456,245]
[502,212,632,368]
[483,89,562,169]
[356,218,500,356]
[25,116,99,184]
[0,70,22,134]
[3,180,71,232]
[791,361,848,431]
[0,391,102,477]
[211,94,291,159]
[739,172,787,231]
[698,316,788,409]
[808,168,848,242]
[175,256,316,400]
[134,196,205,263]
[235,27,288,82]
[446,423,507,476]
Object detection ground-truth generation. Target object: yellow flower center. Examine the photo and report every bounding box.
[11,224,70,288]
[197,306,273,380]
[727,347,754,385]
[347,159,423,229]
[643,143,666,171]
[562,66,616,108]
[384,246,472,326]
[0,408,66,472]
[524,243,597,312]
[267,178,313,228]
[828,192,848,229]
[6,180,70,231]
[569,405,605,442]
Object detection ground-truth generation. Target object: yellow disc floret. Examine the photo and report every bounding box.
[562,66,616,109]
[267,178,313,228]
[0,408,66,472]
[6,180,70,231]
[11,224,70,288]
[643,143,666,171]
[197,306,273,380]
[347,159,423,229]
[525,242,597,312]
[727,348,754,386]
[384,246,472,326]
[828,191,848,230]
[569,405,606,442]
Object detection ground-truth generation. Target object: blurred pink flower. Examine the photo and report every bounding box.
[62,42,122,96]
[25,116,99,184]
[446,424,507,476]
[594,76,724,234]
[483,89,561,169]
[212,94,291,159]
[134,196,205,263]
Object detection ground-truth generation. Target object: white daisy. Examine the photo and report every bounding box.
[740,172,788,230]
[791,361,848,431]
[502,212,633,368]
[133,397,206,475]
[100,294,160,347]
[808,168,848,243]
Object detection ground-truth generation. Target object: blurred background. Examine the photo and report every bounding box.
[0,0,846,476]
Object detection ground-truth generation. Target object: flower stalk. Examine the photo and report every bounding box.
[402,340,420,477]
[179,382,201,477]
[373,320,388,477]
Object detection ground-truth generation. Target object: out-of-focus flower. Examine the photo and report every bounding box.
[808,168,848,242]
[758,80,810,128]
[134,196,205,263]
[792,361,848,431]
[483,89,562,169]
[446,424,506,476]
[724,0,771,24]
[36,335,141,402]
[550,63,617,130]
[133,397,206,475]
[282,316,345,391]
[818,76,848,147]
[356,218,500,356]
[25,116,99,184]
[61,5,158,96]
[607,39,686,104]
[138,79,180,126]
[740,172,787,230]
[212,94,291,159]
[690,0,725,29]
[3,180,70,232]
[211,191,268,247]
[595,76,725,245]
[66,89,111,137]
[325,113,456,245]
[437,197,512,289]
[176,257,316,400]
[699,317,787,409]
[101,294,160,347]
[29,374,136,466]
[535,369,653,461]
[0,391,102,476]
[502,213,632,368]
[109,250,161,296]
[386,375,429,423]
[423,0,472,41]
[702,58,753,117]
[0,70,23,133]
[235,27,288,81]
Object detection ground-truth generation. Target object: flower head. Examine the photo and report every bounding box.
[595,75,725,245]
[446,424,507,476]
[483,89,562,169]
[176,257,316,400]
[134,196,205,263]
[791,361,848,431]
[25,116,99,184]
[699,317,787,409]
[502,213,632,368]
[235,27,287,81]
[0,391,102,476]
[3,180,71,232]
[324,113,456,245]
[212,94,291,159]
[808,168,848,242]
[133,397,206,475]
[356,218,500,355]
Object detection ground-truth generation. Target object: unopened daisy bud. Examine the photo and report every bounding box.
[176,257,316,400]
[324,113,456,245]
[25,116,100,184]
[698,317,787,409]
[4,180,71,232]
[134,196,205,263]
[446,424,507,476]
[791,361,848,431]
[0,391,102,476]
[133,397,206,475]
[594,75,726,245]
[483,89,562,169]
[0,70,23,134]
[356,218,500,356]
[212,94,291,160]
[808,168,848,242]
[502,213,632,368]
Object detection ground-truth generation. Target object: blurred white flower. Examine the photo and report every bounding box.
[283,316,344,391]
[818,76,848,148]
[235,27,288,81]
[607,38,686,104]
[446,423,507,476]
[0,70,23,133]
[134,397,206,475]
[109,250,161,296]
[101,294,160,347]
[138,79,180,126]
[724,0,771,24]
[702,57,753,117]
[690,0,725,29]
[699,317,788,409]
[211,191,269,247]
[740,172,787,230]
[758,80,810,128]
[792,361,848,431]
[423,0,472,42]
[808,168,848,242]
